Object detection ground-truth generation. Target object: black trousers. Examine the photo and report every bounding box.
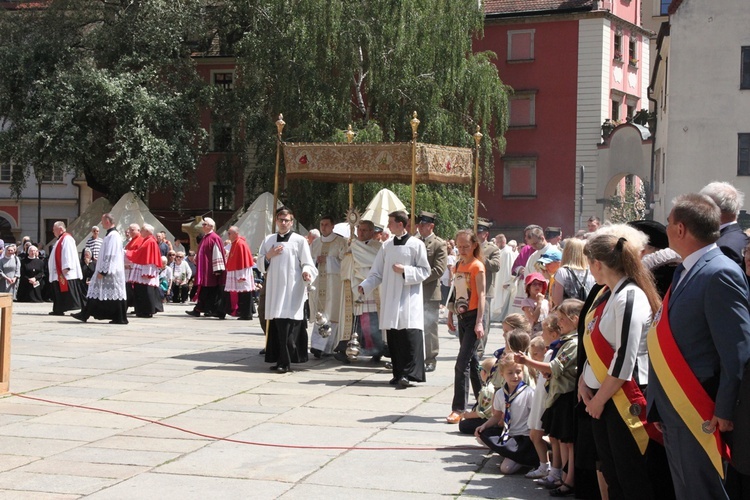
[387,328,425,382]
[196,285,224,317]
[265,318,307,369]
[591,399,655,500]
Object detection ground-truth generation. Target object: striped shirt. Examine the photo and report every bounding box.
[85,237,103,261]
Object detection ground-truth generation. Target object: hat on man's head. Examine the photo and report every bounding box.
[476,220,492,233]
[545,226,562,239]
[627,220,669,250]
[418,211,437,224]
[538,248,562,265]
[373,223,384,233]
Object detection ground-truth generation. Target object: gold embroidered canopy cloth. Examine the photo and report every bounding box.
[283,142,473,184]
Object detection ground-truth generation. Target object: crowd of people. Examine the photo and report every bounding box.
[4,180,750,499]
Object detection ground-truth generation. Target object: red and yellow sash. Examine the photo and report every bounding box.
[647,288,729,477]
[583,289,661,454]
[55,232,68,292]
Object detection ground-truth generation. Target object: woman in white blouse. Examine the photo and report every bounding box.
[578,232,662,500]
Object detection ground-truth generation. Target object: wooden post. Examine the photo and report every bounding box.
[0,293,13,394]
[473,125,483,234]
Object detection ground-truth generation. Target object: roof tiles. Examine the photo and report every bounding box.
[484,0,595,16]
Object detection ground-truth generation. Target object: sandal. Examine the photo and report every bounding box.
[549,482,575,497]
[446,411,463,424]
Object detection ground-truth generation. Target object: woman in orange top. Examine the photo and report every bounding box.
[446,229,486,424]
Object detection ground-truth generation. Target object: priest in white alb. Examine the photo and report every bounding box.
[48,221,85,316]
[72,213,128,324]
[359,211,430,388]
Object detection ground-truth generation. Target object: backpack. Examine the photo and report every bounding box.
[562,267,590,301]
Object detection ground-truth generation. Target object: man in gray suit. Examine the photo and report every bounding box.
[647,193,750,499]
[417,211,447,372]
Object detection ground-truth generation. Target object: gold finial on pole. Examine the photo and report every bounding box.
[473,125,483,235]
[345,124,355,144]
[273,114,286,213]
[410,111,420,234]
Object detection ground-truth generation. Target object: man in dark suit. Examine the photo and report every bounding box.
[417,211,447,372]
[700,181,748,266]
[647,193,750,499]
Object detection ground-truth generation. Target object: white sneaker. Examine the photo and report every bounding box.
[525,462,550,479]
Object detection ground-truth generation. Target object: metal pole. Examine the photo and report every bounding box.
[36,174,42,244]
[578,165,585,230]
[410,111,420,234]
[273,114,285,212]
[473,126,483,234]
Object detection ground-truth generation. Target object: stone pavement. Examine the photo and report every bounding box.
[0,302,551,499]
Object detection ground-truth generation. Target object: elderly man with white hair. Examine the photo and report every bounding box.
[186,217,226,318]
[699,181,748,267]
[48,221,85,315]
[126,223,163,318]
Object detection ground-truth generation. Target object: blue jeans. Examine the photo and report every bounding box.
[452,310,482,411]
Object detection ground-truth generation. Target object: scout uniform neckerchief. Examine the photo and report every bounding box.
[502,380,527,442]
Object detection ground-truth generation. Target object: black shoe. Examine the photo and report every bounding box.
[370,355,382,363]
[269,365,279,371]
[237,316,252,321]
[333,352,350,363]
[397,377,412,388]
[276,366,290,374]
[259,349,266,355]
[185,309,201,317]
[384,361,393,370]
[425,363,436,372]
[109,320,128,325]
[48,311,64,316]
[311,348,322,359]
[71,313,87,323]
[389,377,399,385]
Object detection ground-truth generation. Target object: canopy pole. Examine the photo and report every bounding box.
[273,114,286,212]
[346,125,356,243]
[410,111,420,234]
[473,125,483,234]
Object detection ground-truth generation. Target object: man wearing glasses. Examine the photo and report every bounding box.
[260,207,317,373]
[186,217,226,318]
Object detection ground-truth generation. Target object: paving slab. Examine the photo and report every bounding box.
[1,302,547,499]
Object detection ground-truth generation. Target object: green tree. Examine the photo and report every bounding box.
[215,0,509,230]
[0,0,209,203]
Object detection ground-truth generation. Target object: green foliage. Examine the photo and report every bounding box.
[0,0,209,203]
[225,0,509,230]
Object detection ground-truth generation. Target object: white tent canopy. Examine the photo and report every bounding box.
[222,192,307,256]
[68,197,114,250]
[74,193,175,251]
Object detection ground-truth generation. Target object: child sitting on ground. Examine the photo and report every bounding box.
[458,358,496,435]
[475,354,539,474]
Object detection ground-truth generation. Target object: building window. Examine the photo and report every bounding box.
[40,169,64,183]
[627,105,635,121]
[742,47,750,89]
[213,71,234,91]
[0,162,11,182]
[210,124,233,152]
[660,0,670,15]
[614,33,623,61]
[503,157,536,197]
[508,92,536,127]
[211,183,234,211]
[507,30,534,61]
[739,134,750,176]
[612,99,621,121]
[629,38,638,66]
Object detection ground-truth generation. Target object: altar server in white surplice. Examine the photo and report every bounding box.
[359,211,430,389]
[72,213,128,324]
[260,207,318,373]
